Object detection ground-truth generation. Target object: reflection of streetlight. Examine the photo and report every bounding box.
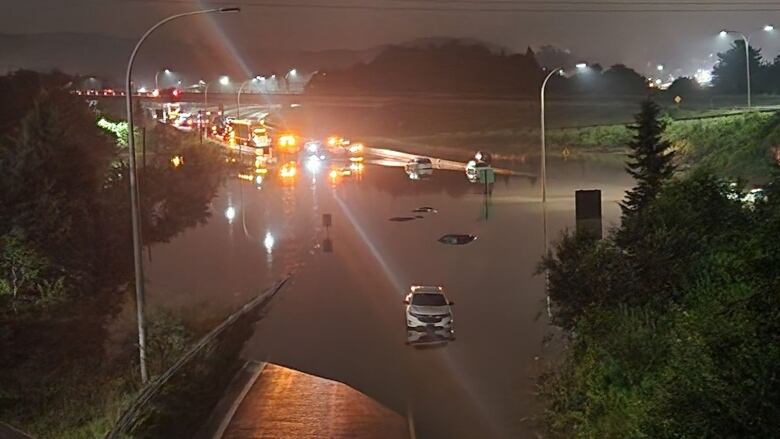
[123,5,240,384]
[264,231,275,253]
[225,206,236,222]
[719,26,773,108]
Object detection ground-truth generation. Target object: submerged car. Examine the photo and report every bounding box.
[405,157,434,177]
[438,234,477,245]
[465,160,491,183]
[404,286,454,331]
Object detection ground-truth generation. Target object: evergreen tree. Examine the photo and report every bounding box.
[620,99,676,219]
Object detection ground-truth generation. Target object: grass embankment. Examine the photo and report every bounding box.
[369,110,780,181]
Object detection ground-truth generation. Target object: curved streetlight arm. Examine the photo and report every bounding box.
[237,79,254,120]
[124,6,239,384]
[539,66,562,321]
[540,67,562,204]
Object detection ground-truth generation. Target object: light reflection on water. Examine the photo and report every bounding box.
[133,156,632,438]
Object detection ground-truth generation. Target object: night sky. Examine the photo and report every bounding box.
[4,0,780,77]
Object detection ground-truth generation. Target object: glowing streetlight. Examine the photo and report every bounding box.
[219,75,230,86]
[124,5,240,383]
[657,64,664,71]
[155,68,172,91]
[717,27,773,108]
[575,63,587,69]
[237,76,262,119]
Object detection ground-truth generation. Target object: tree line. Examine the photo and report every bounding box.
[306,38,780,99]
[0,70,229,436]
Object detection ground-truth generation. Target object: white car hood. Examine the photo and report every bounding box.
[410,305,449,316]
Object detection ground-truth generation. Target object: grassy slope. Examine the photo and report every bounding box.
[368,110,780,182]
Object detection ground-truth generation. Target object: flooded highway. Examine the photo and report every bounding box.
[143,150,632,438]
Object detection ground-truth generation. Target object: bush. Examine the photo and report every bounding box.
[542,169,780,437]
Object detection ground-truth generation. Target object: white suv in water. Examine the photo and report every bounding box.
[404,286,454,330]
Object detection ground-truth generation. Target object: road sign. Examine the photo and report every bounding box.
[478,167,495,184]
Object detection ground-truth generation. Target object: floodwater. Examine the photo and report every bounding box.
[142,150,632,438]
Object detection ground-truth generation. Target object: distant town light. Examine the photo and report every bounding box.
[657,64,664,71]
[138,87,147,93]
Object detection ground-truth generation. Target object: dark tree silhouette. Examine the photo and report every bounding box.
[601,64,648,95]
[621,99,676,219]
[666,76,701,99]
[712,41,766,94]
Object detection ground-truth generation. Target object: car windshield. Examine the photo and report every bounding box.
[411,293,447,306]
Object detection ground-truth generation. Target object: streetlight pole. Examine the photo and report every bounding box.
[124,6,240,384]
[237,77,258,120]
[154,68,170,91]
[204,81,211,110]
[540,67,562,204]
[720,27,774,109]
[722,31,752,108]
[539,67,561,319]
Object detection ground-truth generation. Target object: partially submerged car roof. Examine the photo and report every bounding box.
[410,285,444,294]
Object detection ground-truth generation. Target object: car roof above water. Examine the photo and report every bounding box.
[410,285,444,294]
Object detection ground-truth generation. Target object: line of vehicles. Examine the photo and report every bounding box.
[404,150,494,184]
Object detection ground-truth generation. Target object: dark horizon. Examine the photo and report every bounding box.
[4,0,780,79]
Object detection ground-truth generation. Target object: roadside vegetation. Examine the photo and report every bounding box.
[0,71,228,437]
[539,99,780,438]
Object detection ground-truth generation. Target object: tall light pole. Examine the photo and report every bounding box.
[539,64,585,318]
[204,75,230,112]
[237,76,260,120]
[285,69,297,93]
[124,6,240,383]
[540,68,560,204]
[154,68,171,91]
[719,26,773,109]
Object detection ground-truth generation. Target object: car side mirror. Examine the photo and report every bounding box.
[448,301,455,305]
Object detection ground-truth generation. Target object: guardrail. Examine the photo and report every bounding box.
[105,276,291,438]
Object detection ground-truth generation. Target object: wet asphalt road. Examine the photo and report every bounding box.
[144,149,631,438]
